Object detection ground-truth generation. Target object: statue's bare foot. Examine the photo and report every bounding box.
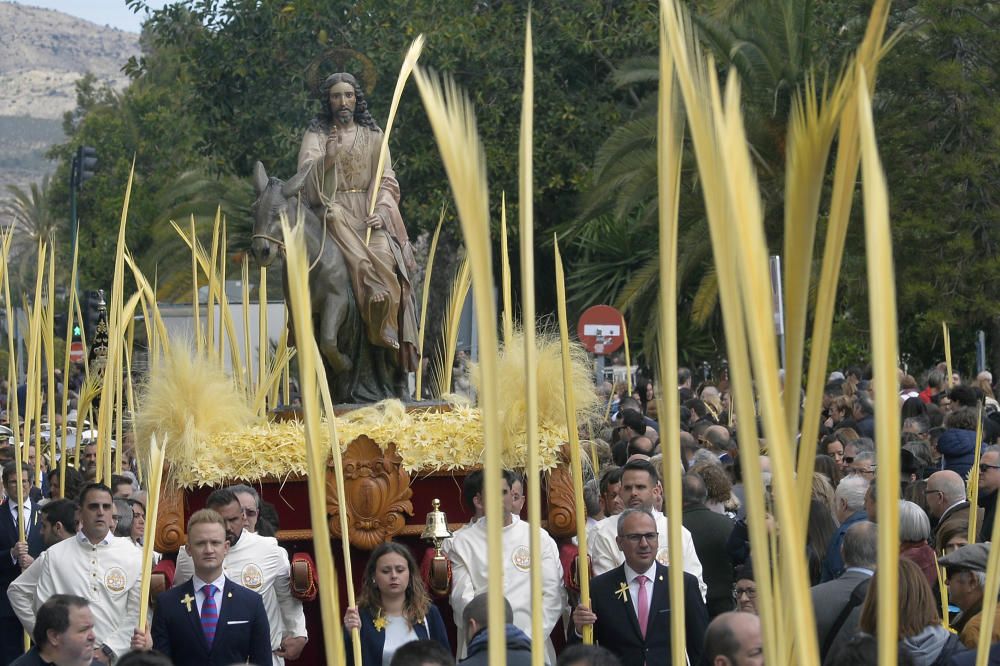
[369,291,390,325]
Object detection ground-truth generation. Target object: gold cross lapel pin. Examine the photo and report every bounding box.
[615,582,630,603]
[181,593,196,613]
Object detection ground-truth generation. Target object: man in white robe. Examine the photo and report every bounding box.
[447,470,564,665]
[16,483,141,663]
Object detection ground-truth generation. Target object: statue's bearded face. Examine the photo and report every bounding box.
[328,81,357,124]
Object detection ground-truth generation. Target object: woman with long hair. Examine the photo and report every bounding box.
[857,559,962,666]
[343,542,450,665]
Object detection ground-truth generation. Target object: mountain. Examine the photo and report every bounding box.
[0,2,140,196]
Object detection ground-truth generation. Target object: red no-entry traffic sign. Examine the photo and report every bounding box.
[69,341,85,363]
[577,305,625,355]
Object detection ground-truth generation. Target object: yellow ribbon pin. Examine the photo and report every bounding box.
[615,582,630,603]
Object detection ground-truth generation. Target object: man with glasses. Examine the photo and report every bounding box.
[977,446,1000,542]
[590,460,706,599]
[571,508,709,666]
[227,484,261,534]
[926,470,976,548]
[845,451,876,480]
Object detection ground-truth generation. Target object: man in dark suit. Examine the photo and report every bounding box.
[681,472,735,617]
[1,461,46,664]
[572,507,709,666]
[150,508,271,665]
[810,520,877,659]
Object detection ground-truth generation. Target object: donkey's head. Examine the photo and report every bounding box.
[249,160,309,267]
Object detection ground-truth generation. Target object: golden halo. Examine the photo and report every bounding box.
[304,48,378,99]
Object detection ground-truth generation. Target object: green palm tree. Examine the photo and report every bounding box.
[3,174,66,289]
[567,0,845,363]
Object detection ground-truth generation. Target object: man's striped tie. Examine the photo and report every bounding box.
[200,584,219,646]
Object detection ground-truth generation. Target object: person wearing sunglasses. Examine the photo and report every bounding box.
[976,446,1000,543]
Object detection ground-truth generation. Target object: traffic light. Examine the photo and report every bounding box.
[72,323,82,342]
[72,146,98,190]
[82,290,103,338]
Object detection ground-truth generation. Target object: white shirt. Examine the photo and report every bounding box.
[7,550,47,631]
[382,615,418,666]
[448,515,564,665]
[175,529,306,666]
[623,561,657,622]
[27,531,142,657]
[192,572,228,616]
[589,509,707,600]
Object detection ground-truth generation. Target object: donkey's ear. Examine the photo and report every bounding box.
[281,164,310,198]
[252,161,269,195]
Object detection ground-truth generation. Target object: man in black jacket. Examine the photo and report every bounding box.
[681,472,735,617]
[572,508,709,666]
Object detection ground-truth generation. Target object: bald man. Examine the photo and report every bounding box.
[703,612,764,666]
[926,470,976,547]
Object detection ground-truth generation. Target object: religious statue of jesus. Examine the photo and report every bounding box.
[297,72,419,396]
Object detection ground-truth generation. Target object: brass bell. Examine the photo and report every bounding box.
[421,498,453,543]
[421,499,453,597]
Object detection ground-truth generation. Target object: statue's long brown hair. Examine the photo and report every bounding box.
[358,541,432,627]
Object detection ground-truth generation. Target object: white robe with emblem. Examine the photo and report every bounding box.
[447,515,564,664]
[588,509,707,599]
[19,535,142,657]
[175,529,307,666]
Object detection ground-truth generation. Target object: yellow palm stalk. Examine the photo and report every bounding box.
[280,213,347,665]
[45,247,56,475]
[782,73,849,443]
[621,316,632,396]
[25,242,47,487]
[431,259,471,398]
[137,434,166,631]
[313,340,361,665]
[366,35,425,245]
[976,451,1000,666]
[206,209,221,357]
[654,5,688,661]
[500,192,513,344]
[96,158,136,484]
[258,266,268,411]
[519,15,545,664]
[554,239,592,645]
[413,65,505,666]
[659,1,784,659]
[795,0,892,519]
[191,215,201,356]
[857,68,902,666]
[968,403,985,542]
[242,257,252,394]
[58,234,81,497]
[1,231,25,543]
[944,322,953,388]
[415,206,445,401]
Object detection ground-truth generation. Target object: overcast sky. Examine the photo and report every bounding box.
[7,0,172,32]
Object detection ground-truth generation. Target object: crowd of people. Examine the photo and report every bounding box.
[3,361,1000,665]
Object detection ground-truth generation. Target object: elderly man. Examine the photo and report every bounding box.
[925,470,975,547]
[702,612,764,666]
[940,542,1000,648]
[572,508,709,666]
[681,473,734,617]
[821,476,869,582]
[811,521,877,658]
